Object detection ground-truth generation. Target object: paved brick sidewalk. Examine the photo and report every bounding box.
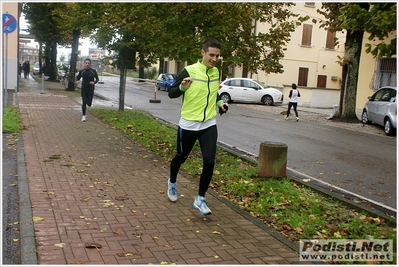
[17,77,303,265]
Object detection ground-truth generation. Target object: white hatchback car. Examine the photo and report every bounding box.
[218,78,283,106]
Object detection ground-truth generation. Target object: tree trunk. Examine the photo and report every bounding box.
[333,29,364,122]
[38,43,43,74]
[44,45,50,76]
[49,43,58,81]
[138,52,145,80]
[67,29,81,91]
[158,58,164,74]
[336,64,347,117]
[119,64,127,112]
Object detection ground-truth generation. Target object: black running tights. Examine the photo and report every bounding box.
[169,125,218,197]
[81,86,94,115]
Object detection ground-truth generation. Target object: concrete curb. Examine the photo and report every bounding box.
[17,132,38,264]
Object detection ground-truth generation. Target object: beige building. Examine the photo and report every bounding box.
[240,2,347,108]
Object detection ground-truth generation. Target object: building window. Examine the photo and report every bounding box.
[317,75,327,88]
[298,67,309,86]
[373,57,397,89]
[301,24,313,47]
[325,30,336,50]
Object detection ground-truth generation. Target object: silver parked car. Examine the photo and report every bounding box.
[218,78,283,106]
[361,86,397,136]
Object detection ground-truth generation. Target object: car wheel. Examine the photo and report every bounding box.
[384,118,395,136]
[261,95,273,105]
[220,93,231,103]
[361,110,371,124]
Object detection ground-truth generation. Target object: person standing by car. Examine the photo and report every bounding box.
[75,58,99,122]
[22,60,30,79]
[166,38,228,216]
[285,83,300,121]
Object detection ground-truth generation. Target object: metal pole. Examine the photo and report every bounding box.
[4,33,9,114]
[13,86,17,106]
[41,71,44,94]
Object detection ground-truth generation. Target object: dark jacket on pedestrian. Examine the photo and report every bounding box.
[76,68,99,89]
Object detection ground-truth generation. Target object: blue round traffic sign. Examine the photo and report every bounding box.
[2,13,17,34]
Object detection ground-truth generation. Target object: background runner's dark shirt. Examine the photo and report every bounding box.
[76,68,99,88]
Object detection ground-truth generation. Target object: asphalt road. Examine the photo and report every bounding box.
[92,76,397,211]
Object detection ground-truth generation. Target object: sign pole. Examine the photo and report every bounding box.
[2,12,18,114]
[4,32,8,113]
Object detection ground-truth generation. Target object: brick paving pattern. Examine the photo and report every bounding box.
[17,78,303,265]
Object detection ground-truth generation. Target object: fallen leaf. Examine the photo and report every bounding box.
[334,231,342,238]
[104,181,115,187]
[54,243,66,248]
[33,216,44,221]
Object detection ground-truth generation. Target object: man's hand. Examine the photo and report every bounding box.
[219,103,229,115]
[181,78,191,89]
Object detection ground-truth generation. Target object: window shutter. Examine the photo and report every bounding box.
[325,30,336,50]
[298,68,309,86]
[301,24,312,46]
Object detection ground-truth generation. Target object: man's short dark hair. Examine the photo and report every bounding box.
[292,83,297,89]
[203,38,221,51]
[85,58,91,63]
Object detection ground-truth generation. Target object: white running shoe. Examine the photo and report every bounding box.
[167,178,177,202]
[193,196,212,215]
[82,115,86,122]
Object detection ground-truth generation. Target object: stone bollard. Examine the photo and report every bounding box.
[258,141,287,178]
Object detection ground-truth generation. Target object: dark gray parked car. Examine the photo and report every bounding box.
[361,86,397,136]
